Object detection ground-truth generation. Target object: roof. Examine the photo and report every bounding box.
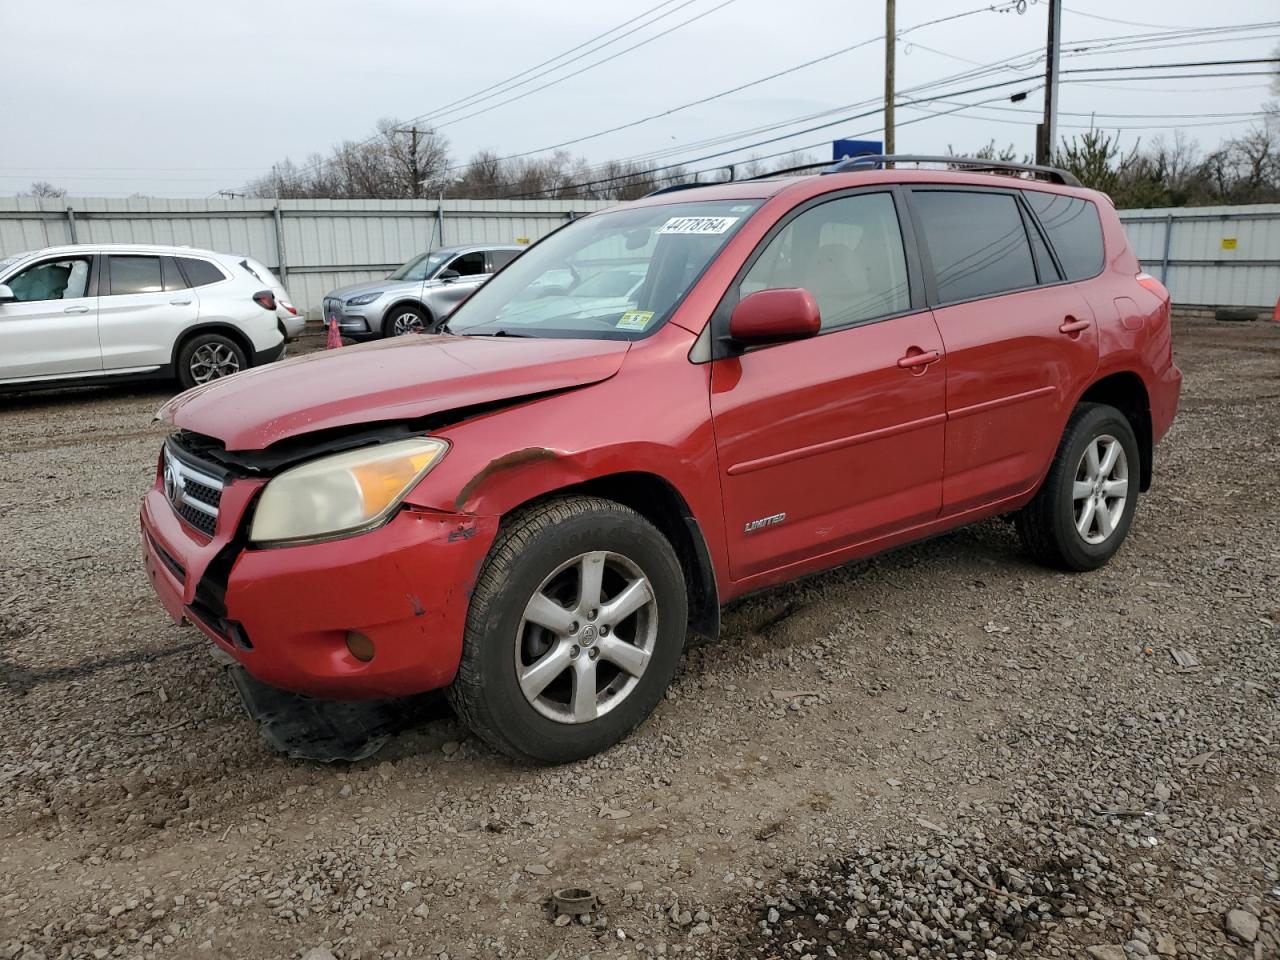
[625,167,1099,209]
[4,242,237,260]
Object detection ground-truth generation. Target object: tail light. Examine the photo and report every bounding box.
[252,290,277,311]
[280,300,299,316]
[1136,272,1168,299]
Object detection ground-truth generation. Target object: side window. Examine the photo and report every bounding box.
[162,256,189,292]
[740,192,911,331]
[5,256,92,302]
[177,257,227,287]
[1024,192,1105,281]
[912,190,1037,303]
[107,256,163,296]
[447,251,486,277]
[488,249,519,272]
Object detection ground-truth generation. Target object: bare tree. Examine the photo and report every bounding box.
[22,181,66,198]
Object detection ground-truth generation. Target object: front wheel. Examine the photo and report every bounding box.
[448,497,687,764]
[383,305,431,337]
[1016,402,1140,571]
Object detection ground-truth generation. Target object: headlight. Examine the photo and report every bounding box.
[345,292,382,306]
[249,437,447,545]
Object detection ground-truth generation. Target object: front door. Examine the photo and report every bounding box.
[434,249,489,315]
[0,253,100,381]
[710,190,947,581]
[907,188,1099,514]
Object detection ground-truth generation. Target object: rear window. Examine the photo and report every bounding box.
[489,249,520,271]
[1024,192,1105,281]
[177,257,226,287]
[911,190,1037,303]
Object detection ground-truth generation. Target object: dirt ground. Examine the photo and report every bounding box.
[1,320,1277,960]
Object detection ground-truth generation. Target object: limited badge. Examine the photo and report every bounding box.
[616,310,655,331]
[658,216,739,236]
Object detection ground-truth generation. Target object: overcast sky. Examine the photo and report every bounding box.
[2,0,1276,197]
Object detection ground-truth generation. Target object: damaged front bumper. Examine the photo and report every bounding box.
[140,477,498,700]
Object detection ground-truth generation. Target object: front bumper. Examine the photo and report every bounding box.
[323,297,378,338]
[140,476,497,700]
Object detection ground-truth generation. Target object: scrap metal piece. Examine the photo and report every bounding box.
[552,887,597,918]
[227,666,440,762]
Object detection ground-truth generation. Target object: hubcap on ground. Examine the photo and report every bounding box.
[392,312,425,335]
[1072,434,1128,545]
[514,551,658,724]
[189,343,240,383]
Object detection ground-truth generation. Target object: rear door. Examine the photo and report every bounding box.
[907,187,1099,514]
[710,189,947,581]
[98,254,201,371]
[0,253,100,381]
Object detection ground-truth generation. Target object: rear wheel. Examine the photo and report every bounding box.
[383,305,431,337]
[1016,402,1140,571]
[448,496,687,764]
[176,333,247,390]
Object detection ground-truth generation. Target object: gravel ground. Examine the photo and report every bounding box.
[1,320,1276,960]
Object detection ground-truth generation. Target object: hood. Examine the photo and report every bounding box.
[159,334,631,451]
[325,277,414,301]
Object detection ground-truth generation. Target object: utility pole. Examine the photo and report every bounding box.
[1036,0,1062,165]
[884,0,895,155]
[408,127,421,200]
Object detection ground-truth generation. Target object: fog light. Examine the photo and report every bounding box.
[346,631,375,662]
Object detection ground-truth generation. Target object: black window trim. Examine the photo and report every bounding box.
[2,251,99,302]
[903,184,1071,310]
[1020,187,1108,284]
[1016,196,1064,285]
[704,184,927,362]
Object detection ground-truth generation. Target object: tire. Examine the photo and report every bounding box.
[382,304,431,338]
[1016,402,1141,572]
[448,496,688,764]
[176,333,248,390]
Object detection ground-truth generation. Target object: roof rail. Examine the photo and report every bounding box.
[643,181,712,198]
[823,154,1082,187]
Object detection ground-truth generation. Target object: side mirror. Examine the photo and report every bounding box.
[437,269,461,282]
[728,288,821,346]
[0,283,14,303]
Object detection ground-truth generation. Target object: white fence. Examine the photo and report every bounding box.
[3,197,1277,314]
[0,197,611,315]
[1118,203,1280,310]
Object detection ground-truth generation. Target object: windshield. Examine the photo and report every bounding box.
[388,251,450,282]
[446,199,761,339]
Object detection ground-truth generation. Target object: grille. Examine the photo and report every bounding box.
[163,443,225,537]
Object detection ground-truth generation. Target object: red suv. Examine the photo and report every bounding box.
[141,157,1181,763]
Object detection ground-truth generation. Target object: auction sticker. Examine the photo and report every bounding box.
[659,216,739,235]
[616,310,655,331]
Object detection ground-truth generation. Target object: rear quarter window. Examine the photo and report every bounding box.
[1024,192,1105,281]
[177,257,227,287]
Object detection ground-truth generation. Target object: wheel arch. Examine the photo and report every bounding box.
[381,299,433,335]
[1077,370,1153,491]
[500,471,720,643]
[172,323,255,370]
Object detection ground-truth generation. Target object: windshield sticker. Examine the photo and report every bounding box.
[616,310,655,331]
[658,216,739,236]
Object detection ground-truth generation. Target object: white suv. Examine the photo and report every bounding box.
[0,244,298,392]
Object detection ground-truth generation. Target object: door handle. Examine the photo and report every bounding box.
[63,305,90,314]
[1059,318,1090,334]
[897,349,942,369]
[169,299,193,306]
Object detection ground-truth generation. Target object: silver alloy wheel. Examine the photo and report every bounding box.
[1072,434,1129,545]
[514,550,658,724]
[391,310,426,335]
[189,343,241,384]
